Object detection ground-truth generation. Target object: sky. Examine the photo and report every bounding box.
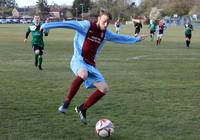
[16,0,74,7]
[16,0,141,7]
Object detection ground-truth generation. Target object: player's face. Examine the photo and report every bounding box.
[34,16,40,26]
[97,15,110,31]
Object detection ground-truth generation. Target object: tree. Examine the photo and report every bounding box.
[71,0,91,18]
[90,0,137,21]
[0,0,17,17]
[36,0,50,19]
[163,0,195,16]
[0,0,17,8]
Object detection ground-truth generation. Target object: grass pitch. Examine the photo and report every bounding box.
[0,24,200,140]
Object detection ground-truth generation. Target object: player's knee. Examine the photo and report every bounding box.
[77,68,88,80]
[99,84,109,94]
[34,49,40,55]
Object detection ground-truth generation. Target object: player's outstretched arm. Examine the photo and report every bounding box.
[105,30,147,44]
[41,20,89,33]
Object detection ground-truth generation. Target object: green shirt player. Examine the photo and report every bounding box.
[184,20,193,48]
[24,16,48,70]
[148,19,157,40]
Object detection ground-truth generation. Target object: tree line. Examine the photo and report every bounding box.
[0,0,200,20]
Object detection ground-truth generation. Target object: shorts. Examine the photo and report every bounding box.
[157,34,163,39]
[32,44,44,55]
[135,29,140,34]
[150,30,155,34]
[185,34,191,39]
[70,59,105,89]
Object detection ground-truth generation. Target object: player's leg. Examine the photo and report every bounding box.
[188,35,191,48]
[75,82,108,124]
[185,36,189,48]
[38,47,44,70]
[33,46,39,67]
[185,34,192,48]
[75,68,107,124]
[150,31,154,41]
[156,34,159,45]
[134,29,139,37]
[158,34,163,45]
[82,82,108,110]
[59,67,87,113]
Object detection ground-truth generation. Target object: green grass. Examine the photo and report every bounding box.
[0,24,200,140]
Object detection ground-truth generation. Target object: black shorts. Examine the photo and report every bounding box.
[135,29,140,34]
[33,45,44,55]
[150,30,155,34]
[185,34,192,39]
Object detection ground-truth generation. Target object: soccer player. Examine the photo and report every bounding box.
[132,17,142,37]
[156,20,166,46]
[24,16,48,70]
[184,20,193,48]
[114,18,121,34]
[41,9,148,124]
[148,18,157,41]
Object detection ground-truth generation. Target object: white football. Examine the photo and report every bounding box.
[95,119,114,138]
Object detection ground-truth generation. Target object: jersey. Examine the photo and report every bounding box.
[42,20,141,67]
[184,23,193,35]
[26,22,47,48]
[149,21,157,32]
[134,22,142,30]
[158,24,165,34]
[115,21,120,28]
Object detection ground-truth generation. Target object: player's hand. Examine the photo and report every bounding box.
[24,39,27,43]
[139,34,149,40]
[40,26,43,31]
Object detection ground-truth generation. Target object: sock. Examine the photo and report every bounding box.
[82,89,105,110]
[159,39,162,45]
[186,40,190,47]
[188,40,190,47]
[156,40,159,45]
[35,54,38,66]
[63,100,70,108]
[65,76,84,103]
[38,55,43,66]
[150,35,154,41]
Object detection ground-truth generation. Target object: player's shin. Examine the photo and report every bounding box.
[65,76,84,103]
[34,54,38,67]
[82,89,105,110]
[38,55,43,66]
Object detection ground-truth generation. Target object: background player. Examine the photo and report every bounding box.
[24,16,48,70]
[132,17,143,37]
[184,20,193,48]
[148,18,157,41]
[156,19,166,46]
[114,18,122,34]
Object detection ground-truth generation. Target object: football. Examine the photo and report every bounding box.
[95,119,114,138]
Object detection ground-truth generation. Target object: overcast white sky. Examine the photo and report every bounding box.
[15,0,74,7]
[16,0,140,7]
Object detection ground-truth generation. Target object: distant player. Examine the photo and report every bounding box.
[114,18,121,34]
[156,20,166,46]
[24,16,48,70]
[41,9,148,124]
[148,18,157,41]
[184,20,193,48]
[132,18,142,37]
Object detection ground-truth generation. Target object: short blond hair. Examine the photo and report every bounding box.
[99,8,112,20]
